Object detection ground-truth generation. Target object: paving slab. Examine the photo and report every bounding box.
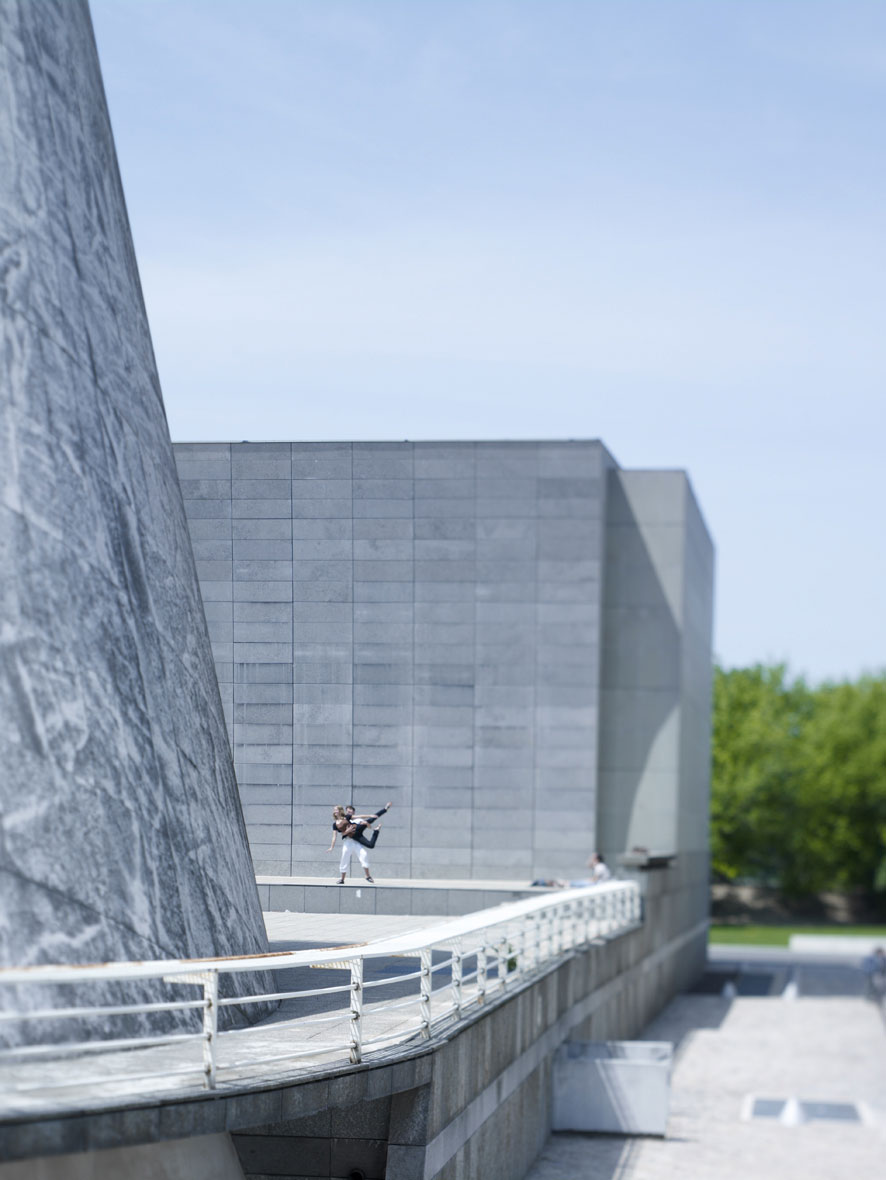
[526,951,886,1180]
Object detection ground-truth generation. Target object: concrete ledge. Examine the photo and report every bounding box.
[788,935,886,957]
[256,876,549,917]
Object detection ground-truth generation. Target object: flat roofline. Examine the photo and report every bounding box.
[172,437,609,446]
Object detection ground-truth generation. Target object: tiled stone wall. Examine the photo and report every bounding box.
[174,441,615,880]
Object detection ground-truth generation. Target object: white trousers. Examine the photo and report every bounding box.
[339,838,369,874]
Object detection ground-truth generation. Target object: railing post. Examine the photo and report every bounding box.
[349,958,364,1063]
[202,970,218,1090]
[420,948,432,1038]
[497,938,508,993]
[477,943,487,1004]
[451,938,463,1019]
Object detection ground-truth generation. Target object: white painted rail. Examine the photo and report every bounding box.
[0,882,640,1102]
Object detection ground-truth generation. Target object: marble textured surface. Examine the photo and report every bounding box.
[0,0,269,1016]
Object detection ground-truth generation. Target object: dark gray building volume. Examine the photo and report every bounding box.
[0,0,268,981]
[174,441,714,886]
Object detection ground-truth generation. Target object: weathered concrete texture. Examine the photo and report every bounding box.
[0,0,268,1020]
[174,440,621,881]
[0,1133,247,1180]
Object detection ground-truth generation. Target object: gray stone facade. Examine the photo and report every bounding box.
[0,0,268,987]
[174,441,714,883]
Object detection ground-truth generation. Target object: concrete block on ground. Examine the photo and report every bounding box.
[552,1041,672,1135]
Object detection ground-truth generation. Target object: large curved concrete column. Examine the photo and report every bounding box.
[0,0,269,991]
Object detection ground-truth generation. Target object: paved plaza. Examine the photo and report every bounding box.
[526,946,886,1180]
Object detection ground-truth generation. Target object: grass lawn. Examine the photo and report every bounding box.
[709,924,886,946]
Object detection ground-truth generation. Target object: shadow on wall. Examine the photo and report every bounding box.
[597,472,683,857]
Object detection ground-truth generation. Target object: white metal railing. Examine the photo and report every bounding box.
[0,882,640,1105]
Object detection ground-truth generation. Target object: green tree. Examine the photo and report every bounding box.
[797,677,886,892]
[711,664,886,897]
[711,664,812,890]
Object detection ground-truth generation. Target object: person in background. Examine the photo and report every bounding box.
[588,852,612,884]
[531,853,613,889]
[862,946,886,999]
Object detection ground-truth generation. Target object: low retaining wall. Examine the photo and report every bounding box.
[256,877,544,918]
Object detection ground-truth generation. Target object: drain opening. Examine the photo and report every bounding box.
[800,1101,860,1122]
[748,1097,862,1124]
[752,1099,786,1119]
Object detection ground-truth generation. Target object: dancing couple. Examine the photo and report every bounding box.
[327,801,392,884]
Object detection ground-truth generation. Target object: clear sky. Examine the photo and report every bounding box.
[90,0,885,685]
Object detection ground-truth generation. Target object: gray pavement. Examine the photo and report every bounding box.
[526,948,886,1180]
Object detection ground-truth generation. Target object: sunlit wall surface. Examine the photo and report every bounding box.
[175,439,713,882]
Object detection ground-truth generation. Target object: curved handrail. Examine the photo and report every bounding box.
[0,881,641,1104]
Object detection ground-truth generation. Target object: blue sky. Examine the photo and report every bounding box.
[90,0,886,684]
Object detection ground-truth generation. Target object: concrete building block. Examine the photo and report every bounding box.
[302,886,341,913]
[291,452,352,480]
[173,439,712,883]
[232,498,292,519]
[350,499,414,521]
[292,498,352,519]
[232,479,290,500]
[385,1143,426,1180]
[355,581,415,602]
[233,538,291,560]
[290,517,353,539]
[233,1133,330,1176]
[233,622,292,644]
[410,890,450,915]
[183,498,233,520]
[234,602,291,623]
[176,443,232,461]
[230,456,291,479]
[338,887,378,914]
[233,580,293,602]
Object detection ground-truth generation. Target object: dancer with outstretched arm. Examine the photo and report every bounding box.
[327,802,392,884]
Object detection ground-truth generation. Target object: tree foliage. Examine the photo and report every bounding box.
[712,664,886,896]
